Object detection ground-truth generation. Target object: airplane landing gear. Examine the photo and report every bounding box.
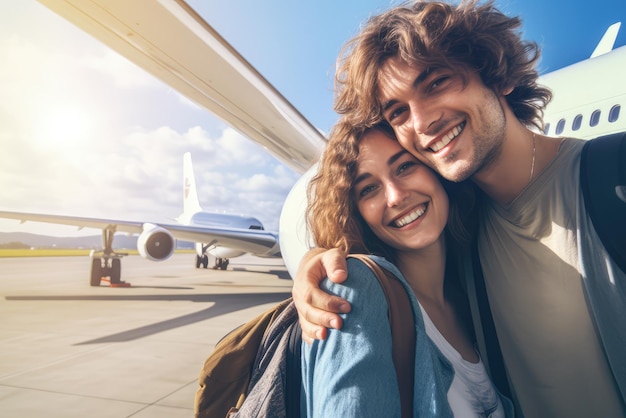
[194,243,228,271]
[213,257,229,270]
[90,258,102,286]
[195,254,209,269]
[90,226,129,287]
[90,256,127,287]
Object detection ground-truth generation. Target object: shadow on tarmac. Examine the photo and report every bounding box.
[5,291,291,345]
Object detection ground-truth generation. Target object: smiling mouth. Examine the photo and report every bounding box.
[430,122,465,152]
[392,204,428,228]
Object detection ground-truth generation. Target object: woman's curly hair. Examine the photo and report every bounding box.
[334,0,552,131]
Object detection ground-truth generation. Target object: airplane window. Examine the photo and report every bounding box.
[609,105,621,123]
[572,114,582,131]
[555,119,565,135]
[590,110,601,127]
[543,123,550,135]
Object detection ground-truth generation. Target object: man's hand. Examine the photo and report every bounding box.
[292,248,351,343]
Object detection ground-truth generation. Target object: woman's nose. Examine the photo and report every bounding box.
[386,181,409,207]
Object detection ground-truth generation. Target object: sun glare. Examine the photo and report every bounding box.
[32,106,93,150]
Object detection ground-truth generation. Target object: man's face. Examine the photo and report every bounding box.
[376,57,508,182]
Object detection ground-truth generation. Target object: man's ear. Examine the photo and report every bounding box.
[502,85,514,96]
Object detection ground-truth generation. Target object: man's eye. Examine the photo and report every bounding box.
[430,76,450,90]
[398,161,416,174]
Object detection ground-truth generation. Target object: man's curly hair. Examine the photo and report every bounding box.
[334,0,552,131]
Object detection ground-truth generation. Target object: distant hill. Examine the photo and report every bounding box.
[0,232,193,249]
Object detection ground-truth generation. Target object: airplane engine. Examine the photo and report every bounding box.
[137,223,176,261]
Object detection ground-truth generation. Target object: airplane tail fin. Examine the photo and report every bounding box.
[590,22,621,58]
[183,152,203,218]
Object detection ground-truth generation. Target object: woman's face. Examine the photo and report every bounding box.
[352,129,449,253]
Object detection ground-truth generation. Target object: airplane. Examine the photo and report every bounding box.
[540,22,626,139]
[0,152,281,286]
[1,0,625,283]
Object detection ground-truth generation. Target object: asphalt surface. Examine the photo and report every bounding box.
[0,253,292,417]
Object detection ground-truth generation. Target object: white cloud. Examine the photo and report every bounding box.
[1,119,298,234]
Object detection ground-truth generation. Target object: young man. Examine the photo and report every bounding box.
[292,1,626,417]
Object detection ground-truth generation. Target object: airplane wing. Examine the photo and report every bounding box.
[0,210,145,235]
[0,210,279,258]
[37,0,326,174]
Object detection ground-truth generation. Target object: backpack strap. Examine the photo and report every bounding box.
[467,243,512,398]
[348,254,416,418]
[285,320,302,418]
[579,132,626,273]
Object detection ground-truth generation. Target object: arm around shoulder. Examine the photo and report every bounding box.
[292,248,352,342]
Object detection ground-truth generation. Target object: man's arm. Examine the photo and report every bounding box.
[292,248,352,343]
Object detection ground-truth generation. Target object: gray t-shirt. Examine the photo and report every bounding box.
[478,138,623,417]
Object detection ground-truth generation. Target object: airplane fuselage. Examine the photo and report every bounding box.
[541,45,626,139]
[186,212,266,259]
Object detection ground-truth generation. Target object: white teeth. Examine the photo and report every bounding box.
[431,124,462,152]
[394,205,426,227]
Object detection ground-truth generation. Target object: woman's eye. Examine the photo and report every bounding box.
[359,184,377,198]
[388,106,407,123]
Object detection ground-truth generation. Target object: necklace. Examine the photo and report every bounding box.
[529,133,536,182]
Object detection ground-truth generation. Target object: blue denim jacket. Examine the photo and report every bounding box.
[301,255,513,417]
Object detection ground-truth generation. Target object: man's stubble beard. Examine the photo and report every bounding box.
[437,93,508,183]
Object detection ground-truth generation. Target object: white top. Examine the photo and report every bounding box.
[420,304,505,418]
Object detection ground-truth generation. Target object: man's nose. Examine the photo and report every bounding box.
[409,102,436,135]
[396,103,437,152]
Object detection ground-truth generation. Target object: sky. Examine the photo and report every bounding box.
[0,0,625,239]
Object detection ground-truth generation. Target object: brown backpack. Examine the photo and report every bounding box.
[193,254,416,418]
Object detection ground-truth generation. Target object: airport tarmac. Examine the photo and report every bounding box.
[0,253,293,417]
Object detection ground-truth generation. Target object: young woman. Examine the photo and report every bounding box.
[301,120,513,417]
